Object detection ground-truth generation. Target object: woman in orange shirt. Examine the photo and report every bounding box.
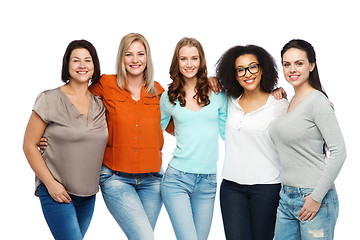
[89,33,165,240]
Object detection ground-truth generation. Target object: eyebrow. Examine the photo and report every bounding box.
[236,61,258,68]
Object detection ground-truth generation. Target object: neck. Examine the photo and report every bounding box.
[242,88,267,99]
[293,81,314,98]
[64,80,90,96]
[127,75,145,89]
[184,77,197,92]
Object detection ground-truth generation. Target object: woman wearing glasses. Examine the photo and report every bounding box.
[216,45,288,240]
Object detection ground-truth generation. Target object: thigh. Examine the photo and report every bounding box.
[220,180,251,240]
[161,166,198,240]
[37,184,83,240]
[136,170,163,229]
[249,184,281,240]
[99,166,154,240]
[191,174,217,240]
[274,189,301,240]
[300,189,339,240]
[72,194,96,237]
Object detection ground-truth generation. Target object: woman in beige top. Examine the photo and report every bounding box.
[23,40,108,240]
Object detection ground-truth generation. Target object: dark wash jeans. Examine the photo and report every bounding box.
[220,179,281,240]
[37,183,96,240]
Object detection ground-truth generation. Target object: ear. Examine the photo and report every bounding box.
[310,63,316,72]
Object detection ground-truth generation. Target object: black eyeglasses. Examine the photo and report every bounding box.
[235,64,260,77]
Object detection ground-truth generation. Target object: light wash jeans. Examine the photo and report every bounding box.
[274,185,339,240]
[37,183,95,240]
[161,165,217,240]
[99,165,163,240]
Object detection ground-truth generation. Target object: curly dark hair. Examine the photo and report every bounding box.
[216,45,278,98]
[168,37,210,107]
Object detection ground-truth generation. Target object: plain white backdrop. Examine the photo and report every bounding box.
[1,0,359,239]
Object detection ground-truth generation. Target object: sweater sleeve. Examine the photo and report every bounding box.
[160,91,172,132]
[310,94,347,202]
[217,92,228,140]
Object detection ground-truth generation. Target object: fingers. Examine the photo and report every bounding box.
[47,181,72,204]
[298,196,321,221]
[208,77,222,94]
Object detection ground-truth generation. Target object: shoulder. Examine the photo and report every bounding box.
[269,95,289,108]
[310,90,334,113]
[36,87,61,100]
[154,81,165,95]
[99,74,117,85]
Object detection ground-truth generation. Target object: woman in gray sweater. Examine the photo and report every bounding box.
[269,39,346,240]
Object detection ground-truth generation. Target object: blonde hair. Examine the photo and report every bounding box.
[116,33,156,95]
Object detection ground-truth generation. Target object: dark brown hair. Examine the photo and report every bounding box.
[281,39,327,97]
[61,39,101,84]
[168,37,210,107]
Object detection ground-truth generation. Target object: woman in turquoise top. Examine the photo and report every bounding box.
[160,37,227,240]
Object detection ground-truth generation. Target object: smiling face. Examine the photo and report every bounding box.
[68,48,94,83]
[282,48,315,89]
[178,45,200,81]
[235,54,262,93]
[124,40,147,78]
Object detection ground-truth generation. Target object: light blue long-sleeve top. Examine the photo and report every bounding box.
[160,90,227,174]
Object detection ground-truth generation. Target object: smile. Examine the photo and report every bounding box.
[244,78,255,84]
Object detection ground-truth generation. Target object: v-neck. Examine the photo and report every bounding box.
[58,87,93,122]
[183,91,212,113]
[287,90,317,113]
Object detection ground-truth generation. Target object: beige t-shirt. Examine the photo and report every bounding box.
[33,87,108,197]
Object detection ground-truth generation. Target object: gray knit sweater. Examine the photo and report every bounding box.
[269,90,346,202]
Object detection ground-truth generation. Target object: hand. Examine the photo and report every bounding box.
[271,87,287,100]
[45,181,72,204]
[298,196,321,221]
[208,77,222,94]
[38,137,48,153]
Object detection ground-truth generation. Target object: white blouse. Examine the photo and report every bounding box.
[222,94,288,185]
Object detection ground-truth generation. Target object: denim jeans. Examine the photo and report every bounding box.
[274,185,339,240]
[220,179,281,240]
[37,183,96,240]
[161,165,217,240]
[99,165,163,240]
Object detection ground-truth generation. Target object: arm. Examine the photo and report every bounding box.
[298,95,346,221]
[218,93,228,140]
[23,112,71,203]
[160,93,172,132]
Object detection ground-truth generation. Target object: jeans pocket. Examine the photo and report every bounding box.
[99,165,114,185]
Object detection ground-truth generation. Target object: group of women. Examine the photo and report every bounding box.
[23,33,346,240]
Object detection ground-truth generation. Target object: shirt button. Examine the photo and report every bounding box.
[135,124,138,127]
[135,137,138,140]
[135,150,138,153]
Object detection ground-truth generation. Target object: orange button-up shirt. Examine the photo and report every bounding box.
[89,74,164,173]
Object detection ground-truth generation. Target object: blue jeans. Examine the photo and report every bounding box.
[220,179,281,240]
[99,165,163,240]
[161,165,217,240]
[274,185,339,240]
[37,183,95,240]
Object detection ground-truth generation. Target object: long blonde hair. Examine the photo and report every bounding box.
[116,33,157,95]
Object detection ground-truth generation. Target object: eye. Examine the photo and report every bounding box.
[283,62,290,67]
[249,65,257,70]
[125,53,132,57]
[236,68,245,73]
[180,57,187,61]
[296,62,303,66]
[192,57,198,61]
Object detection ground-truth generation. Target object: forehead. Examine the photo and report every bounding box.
[282,48,308,61]
[127,41,145,52]
[179,45,199,56]
[70,48,91,57]
[235,54,258,66]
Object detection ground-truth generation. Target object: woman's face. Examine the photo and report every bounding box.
[68,48,94,83]
[178,45,200,81]
[282,48,315,89]
[124,41,147,78]
[235,54,262,92]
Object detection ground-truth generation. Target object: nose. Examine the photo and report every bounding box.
[186,59,192,67]
[79,60,86,68]
[244,68,252,77]
[290,64,296,73]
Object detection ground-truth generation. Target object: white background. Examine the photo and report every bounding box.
[1,0,359,239]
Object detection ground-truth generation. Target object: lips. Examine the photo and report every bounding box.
[244,78,255,84]
[130,64,141,69]
[289,75,300,81]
